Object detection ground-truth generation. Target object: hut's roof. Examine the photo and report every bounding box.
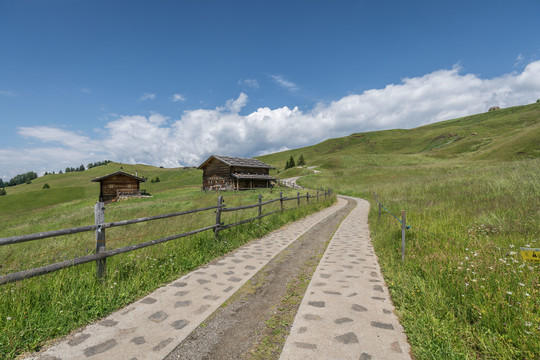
[197,155,275,170]
[91,171,146,183]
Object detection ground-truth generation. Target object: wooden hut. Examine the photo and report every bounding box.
[91,171,146,202]
[198,155,275,190]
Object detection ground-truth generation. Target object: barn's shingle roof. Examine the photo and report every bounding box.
[91,171,146,182]
[198,155,274,169]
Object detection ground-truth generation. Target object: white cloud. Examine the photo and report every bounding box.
[172,94,185,102]
[140,93,156,101]
[238,78,259,89]
[3,60,540,179]
[270,75,298,91]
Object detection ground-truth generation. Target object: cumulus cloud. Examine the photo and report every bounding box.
[270,75,298,91]
[172,94,185,102]
[140,93,156,101]
[3,60,540,178]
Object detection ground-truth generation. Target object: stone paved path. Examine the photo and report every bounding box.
[280,196,411,360]
[28,198,347,360]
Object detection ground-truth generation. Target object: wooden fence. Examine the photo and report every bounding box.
[0,189,332,285]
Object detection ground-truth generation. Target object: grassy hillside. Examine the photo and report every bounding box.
[259,102,540,359]
[259,102,540,172]
[1,162,201,198]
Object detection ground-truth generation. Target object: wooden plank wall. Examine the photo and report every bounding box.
[100,175,140,201]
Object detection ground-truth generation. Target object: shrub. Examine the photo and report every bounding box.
[42,183,50,189]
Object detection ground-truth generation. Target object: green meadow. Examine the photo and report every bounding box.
[0,163,334,359]
[261,102,540,359]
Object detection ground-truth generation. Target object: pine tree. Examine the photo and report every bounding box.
[298,154,305,166]
[285,160,290,170]
[289,156,295,168]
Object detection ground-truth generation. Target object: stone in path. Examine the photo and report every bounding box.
[280,196,411,360]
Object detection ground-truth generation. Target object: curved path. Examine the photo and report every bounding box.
[29,196,411,360]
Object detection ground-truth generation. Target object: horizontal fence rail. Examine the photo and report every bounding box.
[0,205,224,247]
[0,189,333,285]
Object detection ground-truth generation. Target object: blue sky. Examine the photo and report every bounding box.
[1,0,540,179]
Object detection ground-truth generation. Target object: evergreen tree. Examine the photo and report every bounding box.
[79,164,85,171]
[59,170,63,174]
[42,183,50,189]
[155,177,160,183]
[0,187,6,196]
[285,160,290,170]
[298,154,305,166]
[289,156,295,168]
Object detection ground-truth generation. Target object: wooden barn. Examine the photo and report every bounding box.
[198,155,275,190]
[91,171,146,202]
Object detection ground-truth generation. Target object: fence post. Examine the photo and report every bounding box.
[258,193,262,217]
[306,191,309,204]
[280,192,284,212]
[401,210,406,262]
[316,189,319,201]
[214,196,223,237]
[297,192,300,207]
[94,202,106,281]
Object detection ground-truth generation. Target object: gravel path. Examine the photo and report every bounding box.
[166,198,356,360]
[27,195,411,360]
[280,196,411,359]
[27,198,346,360]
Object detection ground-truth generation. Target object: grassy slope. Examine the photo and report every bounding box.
[259,102,540,171]
[258,102,540,359]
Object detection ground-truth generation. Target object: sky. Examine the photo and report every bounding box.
[1,0,540,179]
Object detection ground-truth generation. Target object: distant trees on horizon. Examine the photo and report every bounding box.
[1,171,38,187]
[3,160,113,189]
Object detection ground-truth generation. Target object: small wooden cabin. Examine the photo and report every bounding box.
[198,155,275,190]
[91,171,146,202]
